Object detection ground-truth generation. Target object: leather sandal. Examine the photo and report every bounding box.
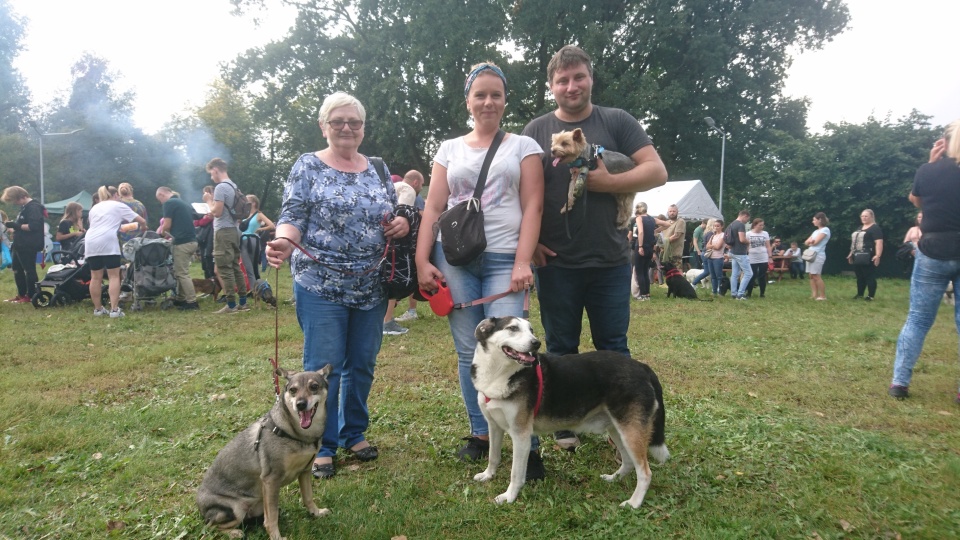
[312,461,336,479]
[349,445,379,462]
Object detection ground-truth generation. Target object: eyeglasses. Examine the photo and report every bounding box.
[327,119,364,131]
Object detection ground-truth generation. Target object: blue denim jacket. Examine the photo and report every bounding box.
[277,153,396,309]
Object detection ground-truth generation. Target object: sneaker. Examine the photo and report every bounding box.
[737,296,747,301]
[382,320,409,335]
[236,303,251,312]
[178,301,200,311]
[11,295,31,304]
[555,430,580,452]
[457,436,489,462]
[109,308,125,318]
[888,385,909,399]
[215,305,238,314]
[864,296,874,301]
[526,450,545,482]
[4,295,21,302]
[396,309,419,322]
[171,299,186,307]
[93,307,109,316]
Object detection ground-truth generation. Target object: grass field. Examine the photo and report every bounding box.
[0,266,958,539]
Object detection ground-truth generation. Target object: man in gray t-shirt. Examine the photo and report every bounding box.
[205,157,249,312]
[725,209,753,299]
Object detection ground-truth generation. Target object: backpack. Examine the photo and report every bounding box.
[724,223,736,246]
[225,181,252,219]
[371,157,421,300]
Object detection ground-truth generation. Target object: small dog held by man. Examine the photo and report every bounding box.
[470,316,669,508]
[197,365,333,540]
[550,128,637,229]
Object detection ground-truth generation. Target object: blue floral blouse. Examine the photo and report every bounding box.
[277,153,397,310]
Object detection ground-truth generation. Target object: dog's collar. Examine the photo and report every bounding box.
[567,145,605,171]
[254,416,316,452]
[665,268,683,280]
[482,362,544,417]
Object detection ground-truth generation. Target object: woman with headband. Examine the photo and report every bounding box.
[415,62,546,477]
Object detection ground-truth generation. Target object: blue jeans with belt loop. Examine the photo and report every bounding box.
[295,282,387,459]
[891,251,960,392]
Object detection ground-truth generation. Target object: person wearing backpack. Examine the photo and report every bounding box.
[725,209,753,300]
[205,157,249,313]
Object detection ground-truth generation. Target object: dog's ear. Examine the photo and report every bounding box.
[318,364,332,380]
[573,128,584,143]
[275,367,291,380]
[475,318,497,348]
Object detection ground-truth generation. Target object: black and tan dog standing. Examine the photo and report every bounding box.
[471,316,669,508]
[197,365,332,540]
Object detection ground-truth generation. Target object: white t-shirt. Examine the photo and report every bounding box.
[810,227,831,254]
[746,230,770,264]
[85,200,140,257]
[433,134,542,253]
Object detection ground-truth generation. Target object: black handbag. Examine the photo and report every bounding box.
[436,130,505,266]
[852,251,872,265]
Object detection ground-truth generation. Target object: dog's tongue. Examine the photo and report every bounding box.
[552,157,560,167]
[299,410,312,429]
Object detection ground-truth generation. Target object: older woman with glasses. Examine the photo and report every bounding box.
[266,91,411,479]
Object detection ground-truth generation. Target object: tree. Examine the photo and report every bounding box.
[37,54,177,222]
[228,0,849,210]
[0,0,31,134]
[745,111,939,245]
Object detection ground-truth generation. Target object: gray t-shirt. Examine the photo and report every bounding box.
[727,220,748,255]
[213,179,239,231]
[522,105,651,267]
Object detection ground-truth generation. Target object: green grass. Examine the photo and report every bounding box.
[1,268,959,539]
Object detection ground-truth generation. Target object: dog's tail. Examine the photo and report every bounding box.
[648,369,670,464]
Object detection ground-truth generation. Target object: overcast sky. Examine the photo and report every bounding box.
[10,0,959,134]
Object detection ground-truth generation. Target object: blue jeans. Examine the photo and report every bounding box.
[705,257,724,294]
[535,263,632,356]
[891,251,960,391]
[295,282,386,458]
[433,243,537,448]
[692,254,710,285]
[729,254,753,297]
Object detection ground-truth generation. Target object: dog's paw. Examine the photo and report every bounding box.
[474,471,494,483]
[308,506,332,518]
[494,492,516,505]
[619,499,642,509]
[227,530,245,539]
[600,473,620,482]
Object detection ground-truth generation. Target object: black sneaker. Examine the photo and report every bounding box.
[864,296,874,301]
[526,450,545,482]
[178,301,200,311]
[172,299,186,307]
[457,436,489,462]
[888,385,909,399]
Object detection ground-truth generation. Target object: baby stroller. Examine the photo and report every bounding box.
[31,236,108,308]
[121,231,177,311]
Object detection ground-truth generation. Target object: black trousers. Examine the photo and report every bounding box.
[746,262,768,296]
[12,246,39,297]
[854,263,877,297]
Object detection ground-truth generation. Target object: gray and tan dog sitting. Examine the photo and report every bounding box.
[197,365,332,540]
[550,128,637,229]
[471,316,669,508]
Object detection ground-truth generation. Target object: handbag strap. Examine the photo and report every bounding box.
[470,130,506,202]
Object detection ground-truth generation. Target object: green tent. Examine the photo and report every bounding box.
[45,191,94,214]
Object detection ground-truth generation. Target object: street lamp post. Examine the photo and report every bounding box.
[28,121,85,205]
[704,117,727,216]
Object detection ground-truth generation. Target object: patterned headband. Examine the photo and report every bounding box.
[464,64,507,98]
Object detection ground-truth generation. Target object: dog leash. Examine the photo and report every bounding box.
[270,263,281,398]
[454,288,531,318]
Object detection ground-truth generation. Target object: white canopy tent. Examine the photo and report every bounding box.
[632,180,722,221]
